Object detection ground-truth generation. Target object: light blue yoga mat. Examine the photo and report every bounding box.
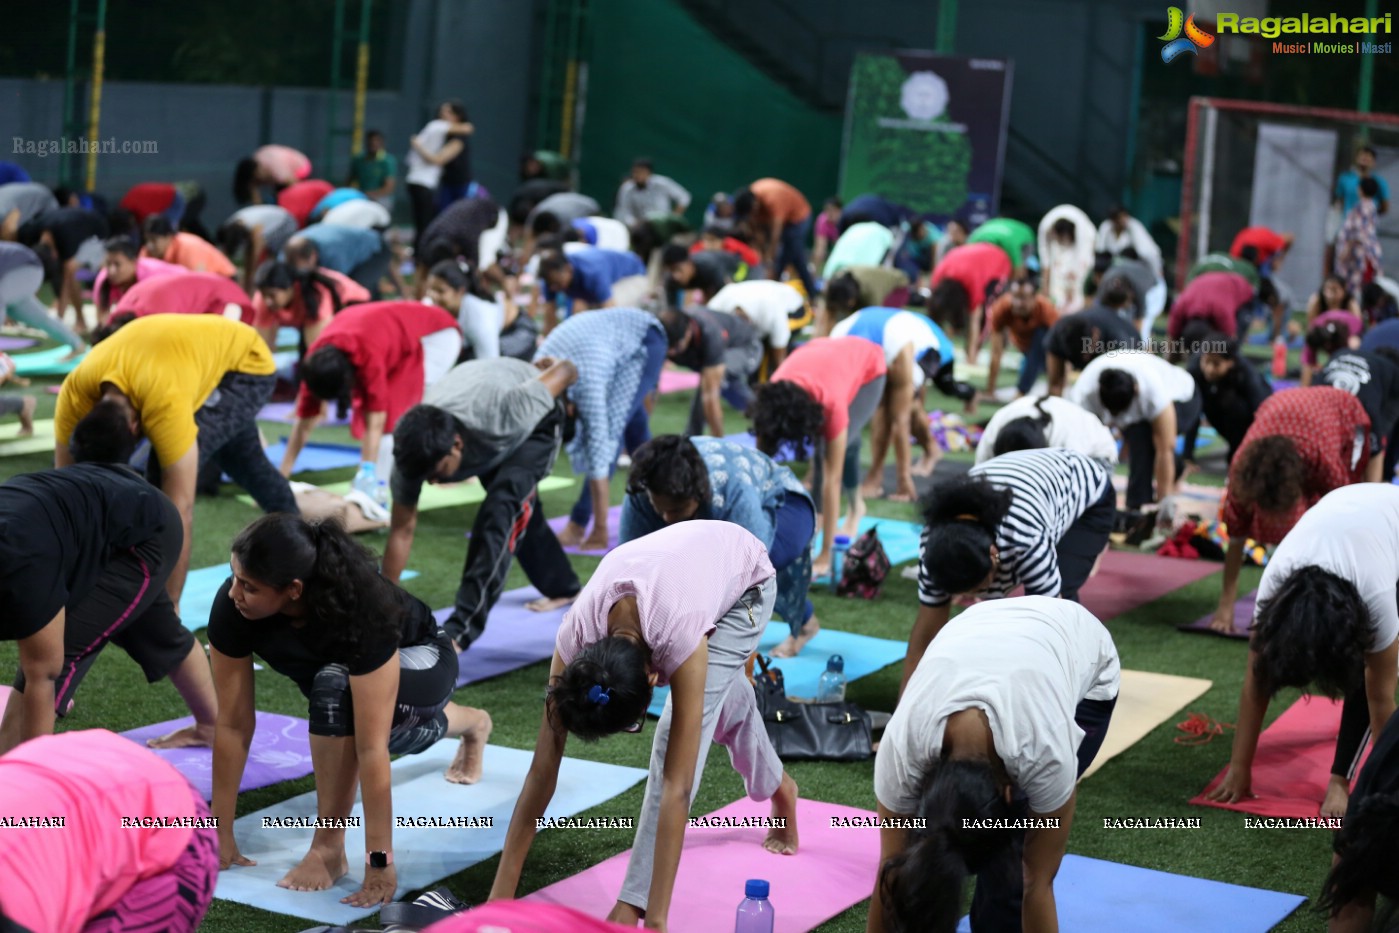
[258,439,362,475]
[180,564,415,632]
[812,515,923,585]
[211,741,648,925]
[11,345,85,376]
[956,855,1305,933]
[646,620,906,717]
[276,326,300,349]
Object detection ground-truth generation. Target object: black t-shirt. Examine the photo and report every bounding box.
[671,308,758,371]
[205,577,440,697]
[690,250,741,294]
[1045,305,1143,369]
[420,197,500,258]
[1318,351,1399,438]
[18,208,110,261]
[440,137,472,187]
[0,464,173,640]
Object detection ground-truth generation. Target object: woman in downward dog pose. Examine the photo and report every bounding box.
[209,514,492,907]
[491,521,800,931]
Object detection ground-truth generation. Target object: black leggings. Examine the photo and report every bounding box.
[1333,679,1371,779]
[1056,481,1116,602]
[1122,392,1204,510]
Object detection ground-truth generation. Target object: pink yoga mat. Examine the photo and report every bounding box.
[1190,697,1371,819]
[120,712,313,800]
[434,586,569,686]
[546,504,623,555]
[1074,550,1221,622]
[658,368,700,394]
[1179,590,1255,639]
[525,798,880,933]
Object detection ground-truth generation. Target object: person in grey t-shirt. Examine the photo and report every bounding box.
[0,183,60,239]
[384,357,582,650]
[613,158,691,226]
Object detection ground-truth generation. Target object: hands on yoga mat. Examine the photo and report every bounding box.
[1191,697,1370,819]
[1179,590,1255,639]
[955,856,1304,933]
[120,712,313,799]
[212,742,647,925]
[433,586,570,687]
[525,798,880,933]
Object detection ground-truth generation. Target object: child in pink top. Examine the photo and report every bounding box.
[0,729,217,933]
[751,336,888,577]
[491,521,799,931]
[93,238,186,320]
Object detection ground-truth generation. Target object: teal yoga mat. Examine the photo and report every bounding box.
[179,564,416,631]
[211,741,648,925]
[647,620,905,717]
[956,855,1305,933]
[812,515,923,584]
[11,345,85,376]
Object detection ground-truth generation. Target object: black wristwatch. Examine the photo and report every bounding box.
[367,850,392,869]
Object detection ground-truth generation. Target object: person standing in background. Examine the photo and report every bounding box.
[406,101,475,249]
[613,158,690,227]
[348,129,399,212]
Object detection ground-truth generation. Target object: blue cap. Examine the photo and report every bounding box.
[833,535,851,546]
[745,879,770,899]
[826,654,845,674]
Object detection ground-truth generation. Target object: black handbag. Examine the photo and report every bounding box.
[752,655,873,761]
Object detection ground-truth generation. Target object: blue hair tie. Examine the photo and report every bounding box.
[587,684,612,706]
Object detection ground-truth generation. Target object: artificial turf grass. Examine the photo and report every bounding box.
[0,357,1336,933]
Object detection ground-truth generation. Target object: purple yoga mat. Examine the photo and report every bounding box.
[120,712,313,799]
[258,399,352,427]
[544,504,623,554]
[434,586,568,686]
[0,336,37,351]
[1178,590,1255,639]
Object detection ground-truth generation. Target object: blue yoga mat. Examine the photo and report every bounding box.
[812,515,923,585]
[260,439,363,474]
[212,742,648,925]
[11,345,85,376]
[276,326,300,349]
[180,564,415,631]
[956,855,1305,933]
[646,620,905,717]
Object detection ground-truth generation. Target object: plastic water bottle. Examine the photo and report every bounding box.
[817,655,847,703]
[1271,337,1288,379]
[352,462,377,498]
[735,879,774,933]
[373,479,389,510]
[830,535,852,590]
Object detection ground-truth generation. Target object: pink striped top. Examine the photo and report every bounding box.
[556,521,774,684]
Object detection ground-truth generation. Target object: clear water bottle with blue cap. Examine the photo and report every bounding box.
[352,462,377,499]
[735,878,774,933]
[817,654,846,703]
[830,535,852,591]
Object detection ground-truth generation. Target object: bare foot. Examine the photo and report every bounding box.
[769,617,821,658]
[555,521,586,547]
[606,902,645,926]
[525,594,576,612]
[277,846,349,892]
[147,723,215,749]
[445,710,493,784]
[1320,775,1350,821]
[888,479,919,503]
[911,453,940,477]
[763,772,800,855]
[860,477,886,499]
[580,531,611,552]
[16,396,36,436]
[840,497,866,538]
[812,559,832,581]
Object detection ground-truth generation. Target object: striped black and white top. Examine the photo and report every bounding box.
[918,448,1112,607]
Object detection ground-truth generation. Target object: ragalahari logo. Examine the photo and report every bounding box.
[1160,6,1215,62]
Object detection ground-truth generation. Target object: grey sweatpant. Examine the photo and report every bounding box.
[618,575,784,911]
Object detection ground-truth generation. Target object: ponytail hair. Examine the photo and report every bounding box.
[547,636,654,741]
[230,514,400,659]
[1305,319,1351,359]
[992,398,1054,457]
[879,759,1018,933]
[1318,790,1399,918]
[919,476,1014,596]
[299,345,356,421]
[428,257,491,301]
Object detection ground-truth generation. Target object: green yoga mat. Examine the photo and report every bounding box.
[236,474,575,511]
[0,418,55,456]
[11,346,86,377]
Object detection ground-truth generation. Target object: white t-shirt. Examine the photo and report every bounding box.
[455,293,505,360]
[406,120,450,188]
[1256,484,1399,654]
[875,597,1120,815]
[707,281,805,349]
[322,199,392,230]
[830,308,940,365]
[1068,350,1196,428]
[976,395,1119,465]
[577,216,631,252]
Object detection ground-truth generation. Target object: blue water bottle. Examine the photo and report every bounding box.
[735,879,774,933]
[830,535,852,591]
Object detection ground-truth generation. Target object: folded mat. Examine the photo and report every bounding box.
[545,504,623,555]
[180,564,416,632]
[1179,589,1255,639]
[956,855,1304,933]
[647,620,905,717]
[526,797,880,933]
[811,515,923,585]
[10,345,86,376]
[237,475,574,512]
[0,335,37,351]
[213,741,648,925]
[1080,670,1213,779]
[658,368,700,394]
[0,417,55,456]
[257,399,352,426]
[1072,549,1221,622]
[1191,696,1370,819]
[120,712,313,799]
[433,586,568,686]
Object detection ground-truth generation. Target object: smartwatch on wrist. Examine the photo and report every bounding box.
[367,850,393,869]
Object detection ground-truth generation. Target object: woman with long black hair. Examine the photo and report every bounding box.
[424,257,539,361]
[209,514,492,907]
[251,259,369,352]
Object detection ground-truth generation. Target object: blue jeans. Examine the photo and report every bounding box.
[436,182,470,211]
[769,494,816,630]
[1016,326,1049,395]
[777,218,817,297]
[570,327,667,526]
